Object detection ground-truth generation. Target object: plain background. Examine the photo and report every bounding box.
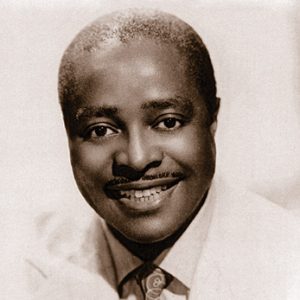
[1,0,300,298]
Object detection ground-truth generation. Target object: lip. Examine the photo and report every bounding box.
[106,177,182,192]
[105,177,183,214]
[116,181,180,213]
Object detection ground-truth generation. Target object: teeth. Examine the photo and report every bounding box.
[153,193,159,201]
[119,185,169,200]
[143,189,151,197]
[150,188,156,195]
[135,190,143,198]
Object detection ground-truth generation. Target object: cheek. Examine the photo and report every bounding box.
[160,127,215,169]
[69,144,114,209]
[70,143,113,179]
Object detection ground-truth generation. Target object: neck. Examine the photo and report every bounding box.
[108,191,208,262]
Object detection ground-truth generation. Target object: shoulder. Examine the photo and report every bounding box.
[207,176,300,262]
[24,208,118,299]
[190,177,300,299]
[209,176,299,231]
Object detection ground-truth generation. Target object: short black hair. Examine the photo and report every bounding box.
[58,9,218,121]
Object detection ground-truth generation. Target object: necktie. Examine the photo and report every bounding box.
[137,263,172,300]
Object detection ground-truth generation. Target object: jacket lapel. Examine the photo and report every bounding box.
[26,213,119,300]
[189,179,300,299]
[30,258,119,300]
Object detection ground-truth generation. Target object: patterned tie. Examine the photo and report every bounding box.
[137,263,172,300]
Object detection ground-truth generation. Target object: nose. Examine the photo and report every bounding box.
[113,129,163,178]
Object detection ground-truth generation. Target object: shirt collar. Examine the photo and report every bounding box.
[103,183,215,290]
[103,223,143,286]
[158,186,215,288]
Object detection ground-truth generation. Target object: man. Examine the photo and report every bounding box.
[26,9,300,300]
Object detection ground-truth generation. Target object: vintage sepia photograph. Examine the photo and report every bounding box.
[1,0,300,299]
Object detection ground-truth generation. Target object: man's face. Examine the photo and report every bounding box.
[65,39,216,243]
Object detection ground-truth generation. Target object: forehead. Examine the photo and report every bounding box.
[81,39,187,79]
[73,39,200,107]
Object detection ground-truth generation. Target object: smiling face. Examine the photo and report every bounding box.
[65,39,217,243]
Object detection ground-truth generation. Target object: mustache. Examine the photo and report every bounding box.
[105,171,184,187]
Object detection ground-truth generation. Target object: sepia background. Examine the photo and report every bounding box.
[1,0,300,298]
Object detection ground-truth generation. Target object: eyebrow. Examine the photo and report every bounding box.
[74,96,194,122]
[141,97,194,116]
[75,105,119,121]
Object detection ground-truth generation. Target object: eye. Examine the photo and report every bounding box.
[155,117,183,130]
[85,125,119,140]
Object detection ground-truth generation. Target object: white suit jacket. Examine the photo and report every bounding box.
[24,178,300,299]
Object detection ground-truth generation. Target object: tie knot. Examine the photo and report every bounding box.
[137,263,172,300]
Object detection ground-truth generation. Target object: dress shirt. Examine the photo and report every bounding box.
[102,187,215,300]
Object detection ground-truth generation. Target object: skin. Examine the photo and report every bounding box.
[65,39,217,246]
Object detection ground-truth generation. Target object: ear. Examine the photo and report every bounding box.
[209,97,220,136]
[210,120,217,136]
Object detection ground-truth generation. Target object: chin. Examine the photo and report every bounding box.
[121,221,176,244]
[126,234,169,245]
